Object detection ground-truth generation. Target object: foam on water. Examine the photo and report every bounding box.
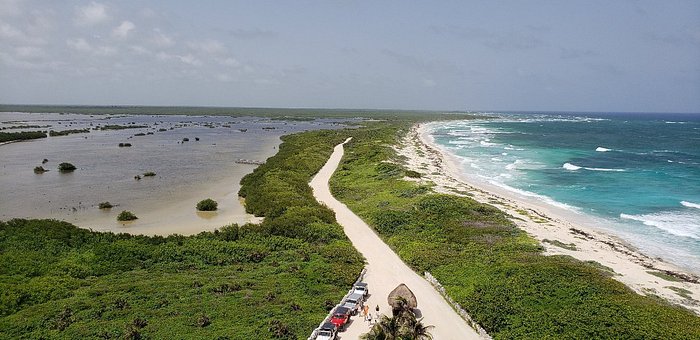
[563,162,581,170]
[620,212,700,239]
[682,201,700,210]
[596,147,611,152]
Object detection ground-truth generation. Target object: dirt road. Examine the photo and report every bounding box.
[310,138,481,339]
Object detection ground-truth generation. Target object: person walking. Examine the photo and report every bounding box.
[363,305,369,319]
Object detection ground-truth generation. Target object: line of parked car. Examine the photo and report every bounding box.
[315,282,369,340]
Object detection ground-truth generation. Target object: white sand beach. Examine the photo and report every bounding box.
[396,123,700,314]
[311,138,482,339]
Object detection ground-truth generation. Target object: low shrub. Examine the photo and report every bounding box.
[58,162,76,173]
[117,211,138,221]
[33,166,47,174]
[98,202,113,209]
[143,172,156,177]
[196,199,218,211]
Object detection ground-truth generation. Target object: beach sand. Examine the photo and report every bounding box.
[396,123,700,314]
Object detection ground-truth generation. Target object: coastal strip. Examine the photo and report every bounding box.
[404,123,700,313]
[311,138,482,339]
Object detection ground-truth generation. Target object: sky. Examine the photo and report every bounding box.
[1,0,699,113]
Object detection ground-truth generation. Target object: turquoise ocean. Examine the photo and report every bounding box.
[429,112,700,273]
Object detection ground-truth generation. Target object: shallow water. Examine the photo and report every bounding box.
[1,112,347,235]
[430,112,700,273]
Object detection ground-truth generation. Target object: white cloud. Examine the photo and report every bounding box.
[15,46,44,59]
[177,53,201,66]
[219,57,240,67]
[151,28,174,47]
[216,74,233,82]
[112,20,134,39]
[189,39,225,55]
[74,2,108,26]
[0,0,23,17]
[67,38,92,52]
[66,37,116,56]
[422,79,436,87]
[0,21,23,40]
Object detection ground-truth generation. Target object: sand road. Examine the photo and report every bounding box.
[310,138,481,340]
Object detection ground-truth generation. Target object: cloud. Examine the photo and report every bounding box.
[112,21,135,39]
[74,2,108,26]
[67,37,116,56]
[151,28,174,47]
[15,46,44,59]
[226,28,277,40]
[0,0,23,17]
[430,24,547,51]
[559,47,598,60]
[188,39,225,55]
[382,49,461,74]
[156,51,202,67]
[219,57,240,67]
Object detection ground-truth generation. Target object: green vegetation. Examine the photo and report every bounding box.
[118,143,132,147]
[58,162,77,173]
[328,123,700,339]
[98,202,113,209]
[667,286,693,300]
[362,297,433,340]
[0,131,46,143]
[48,129,90,136]
[116,210,138,221]
[143,172,156,177]
[1,124,49,130]
[542,238,577,251]
[196,199,218,212]
[0,127,363,339]
[647,270,684,282]
[33,166,48,174]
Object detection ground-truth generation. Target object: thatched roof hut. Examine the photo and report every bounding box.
[387,283,417,309]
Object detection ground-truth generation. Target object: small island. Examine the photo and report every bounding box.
[196,198,218,211]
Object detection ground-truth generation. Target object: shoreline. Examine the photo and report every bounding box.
[398,122,700,314]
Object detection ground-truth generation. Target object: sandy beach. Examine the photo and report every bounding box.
[397,123,700,314]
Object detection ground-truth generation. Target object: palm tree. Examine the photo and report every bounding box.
[361,298,434,340]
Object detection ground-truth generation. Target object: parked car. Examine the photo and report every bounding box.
[330,306,351,330]
[353,282,369,298]
[342,293,364,315]
[315,322,338,340]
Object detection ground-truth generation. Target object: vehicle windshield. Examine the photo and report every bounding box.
[319,330,332,336]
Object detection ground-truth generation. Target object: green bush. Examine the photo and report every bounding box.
[33,166,47,174]
[58,162,76,173]
[143,172,156,177]
[196,199,218,211]
[98,202,113,209]
[117,210,138,221]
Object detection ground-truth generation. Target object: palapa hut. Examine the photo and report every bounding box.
[387,283,417,314]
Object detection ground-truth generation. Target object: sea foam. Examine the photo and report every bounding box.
[596,147,611,152]
[563,163,581,170]
[682,201,700,210]
[620,212,700,240]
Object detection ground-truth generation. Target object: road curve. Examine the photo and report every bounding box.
[310,138,481,340]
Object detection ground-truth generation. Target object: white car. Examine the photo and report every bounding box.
[316,322,338,340]
[353,282,369,297]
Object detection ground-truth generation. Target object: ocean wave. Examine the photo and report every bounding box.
[595,147,611,152]
[486,179,579,211]
[562,162,581,170]
[562,162,625,172]
[620,212,700,239]
[681,201,700,210]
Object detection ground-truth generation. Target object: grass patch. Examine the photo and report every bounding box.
[667,286,693,300]
[647,271,684,282]
[542,239,577,251]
